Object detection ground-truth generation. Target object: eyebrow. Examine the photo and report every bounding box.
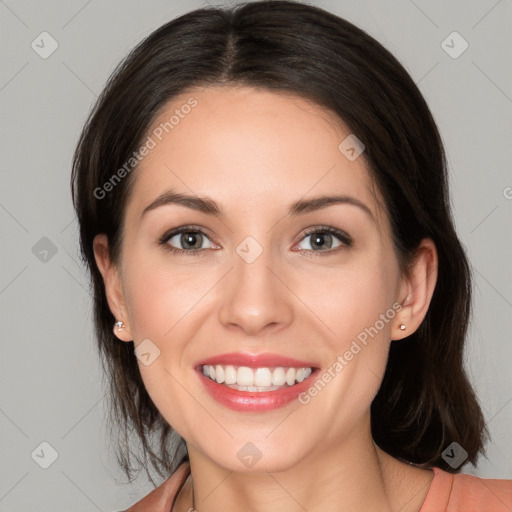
[141,189,375,223]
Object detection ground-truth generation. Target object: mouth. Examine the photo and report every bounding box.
[195,355,320,412]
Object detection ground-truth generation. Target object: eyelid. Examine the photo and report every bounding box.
[159,224,219,249]
[300,225,351,242]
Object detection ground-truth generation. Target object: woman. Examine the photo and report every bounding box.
[71,1,512,511]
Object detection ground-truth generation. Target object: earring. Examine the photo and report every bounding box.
[399,324,406,331]
[115,321,124,332]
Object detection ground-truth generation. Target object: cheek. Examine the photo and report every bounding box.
[296,255,398,411]
[120,255,209,436]
[120,254,216,424]
[122,254,215,339]
[297,255,398,351]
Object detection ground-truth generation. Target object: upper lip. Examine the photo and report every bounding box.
[195,352,319,369]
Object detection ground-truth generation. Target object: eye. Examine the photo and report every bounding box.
[158,225,352,257]
[295,226,352,254]
[159,226,217,255]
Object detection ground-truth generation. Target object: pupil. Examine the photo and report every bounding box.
[312,232,332,249]
[182,232,201,249]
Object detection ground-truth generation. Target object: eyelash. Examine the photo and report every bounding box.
[158,225,352,257]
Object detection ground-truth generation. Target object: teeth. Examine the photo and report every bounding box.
[285,367,295,386]
[254,368,272,387]
[201,364,313,390]
[215,365,225,384]
[237,366,254,386]
[296,368,310,383]
[227,384,283,392]
[272,367,286,386]
[224,365,237,384]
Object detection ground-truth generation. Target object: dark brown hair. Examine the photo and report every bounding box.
[71,0,488,485]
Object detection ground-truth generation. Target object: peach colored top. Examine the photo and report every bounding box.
[121,461,512,511]
[419,466,512,512]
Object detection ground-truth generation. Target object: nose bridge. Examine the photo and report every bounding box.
[218,234,293,335]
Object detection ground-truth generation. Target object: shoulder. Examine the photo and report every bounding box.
[119,461,191,512]
[449,469,512,511]
[420,466,512,512]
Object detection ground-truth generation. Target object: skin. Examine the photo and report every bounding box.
[94,85,438,512]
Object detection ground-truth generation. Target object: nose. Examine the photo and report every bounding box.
[218,244,294,337]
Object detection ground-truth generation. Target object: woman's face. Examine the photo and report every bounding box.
[96,85,417,472]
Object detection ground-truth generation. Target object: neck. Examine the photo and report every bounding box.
[174,418,432,512]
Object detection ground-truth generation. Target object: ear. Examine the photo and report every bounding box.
[393,238,438,340]
[93,234,133,342]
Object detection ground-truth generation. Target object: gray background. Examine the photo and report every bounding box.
[1,0,511,510]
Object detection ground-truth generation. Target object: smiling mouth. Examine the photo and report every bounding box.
[200,364,313,392]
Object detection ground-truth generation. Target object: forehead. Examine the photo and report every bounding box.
[125,85,386,228]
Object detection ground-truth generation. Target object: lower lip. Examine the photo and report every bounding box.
[196,367,319,412]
